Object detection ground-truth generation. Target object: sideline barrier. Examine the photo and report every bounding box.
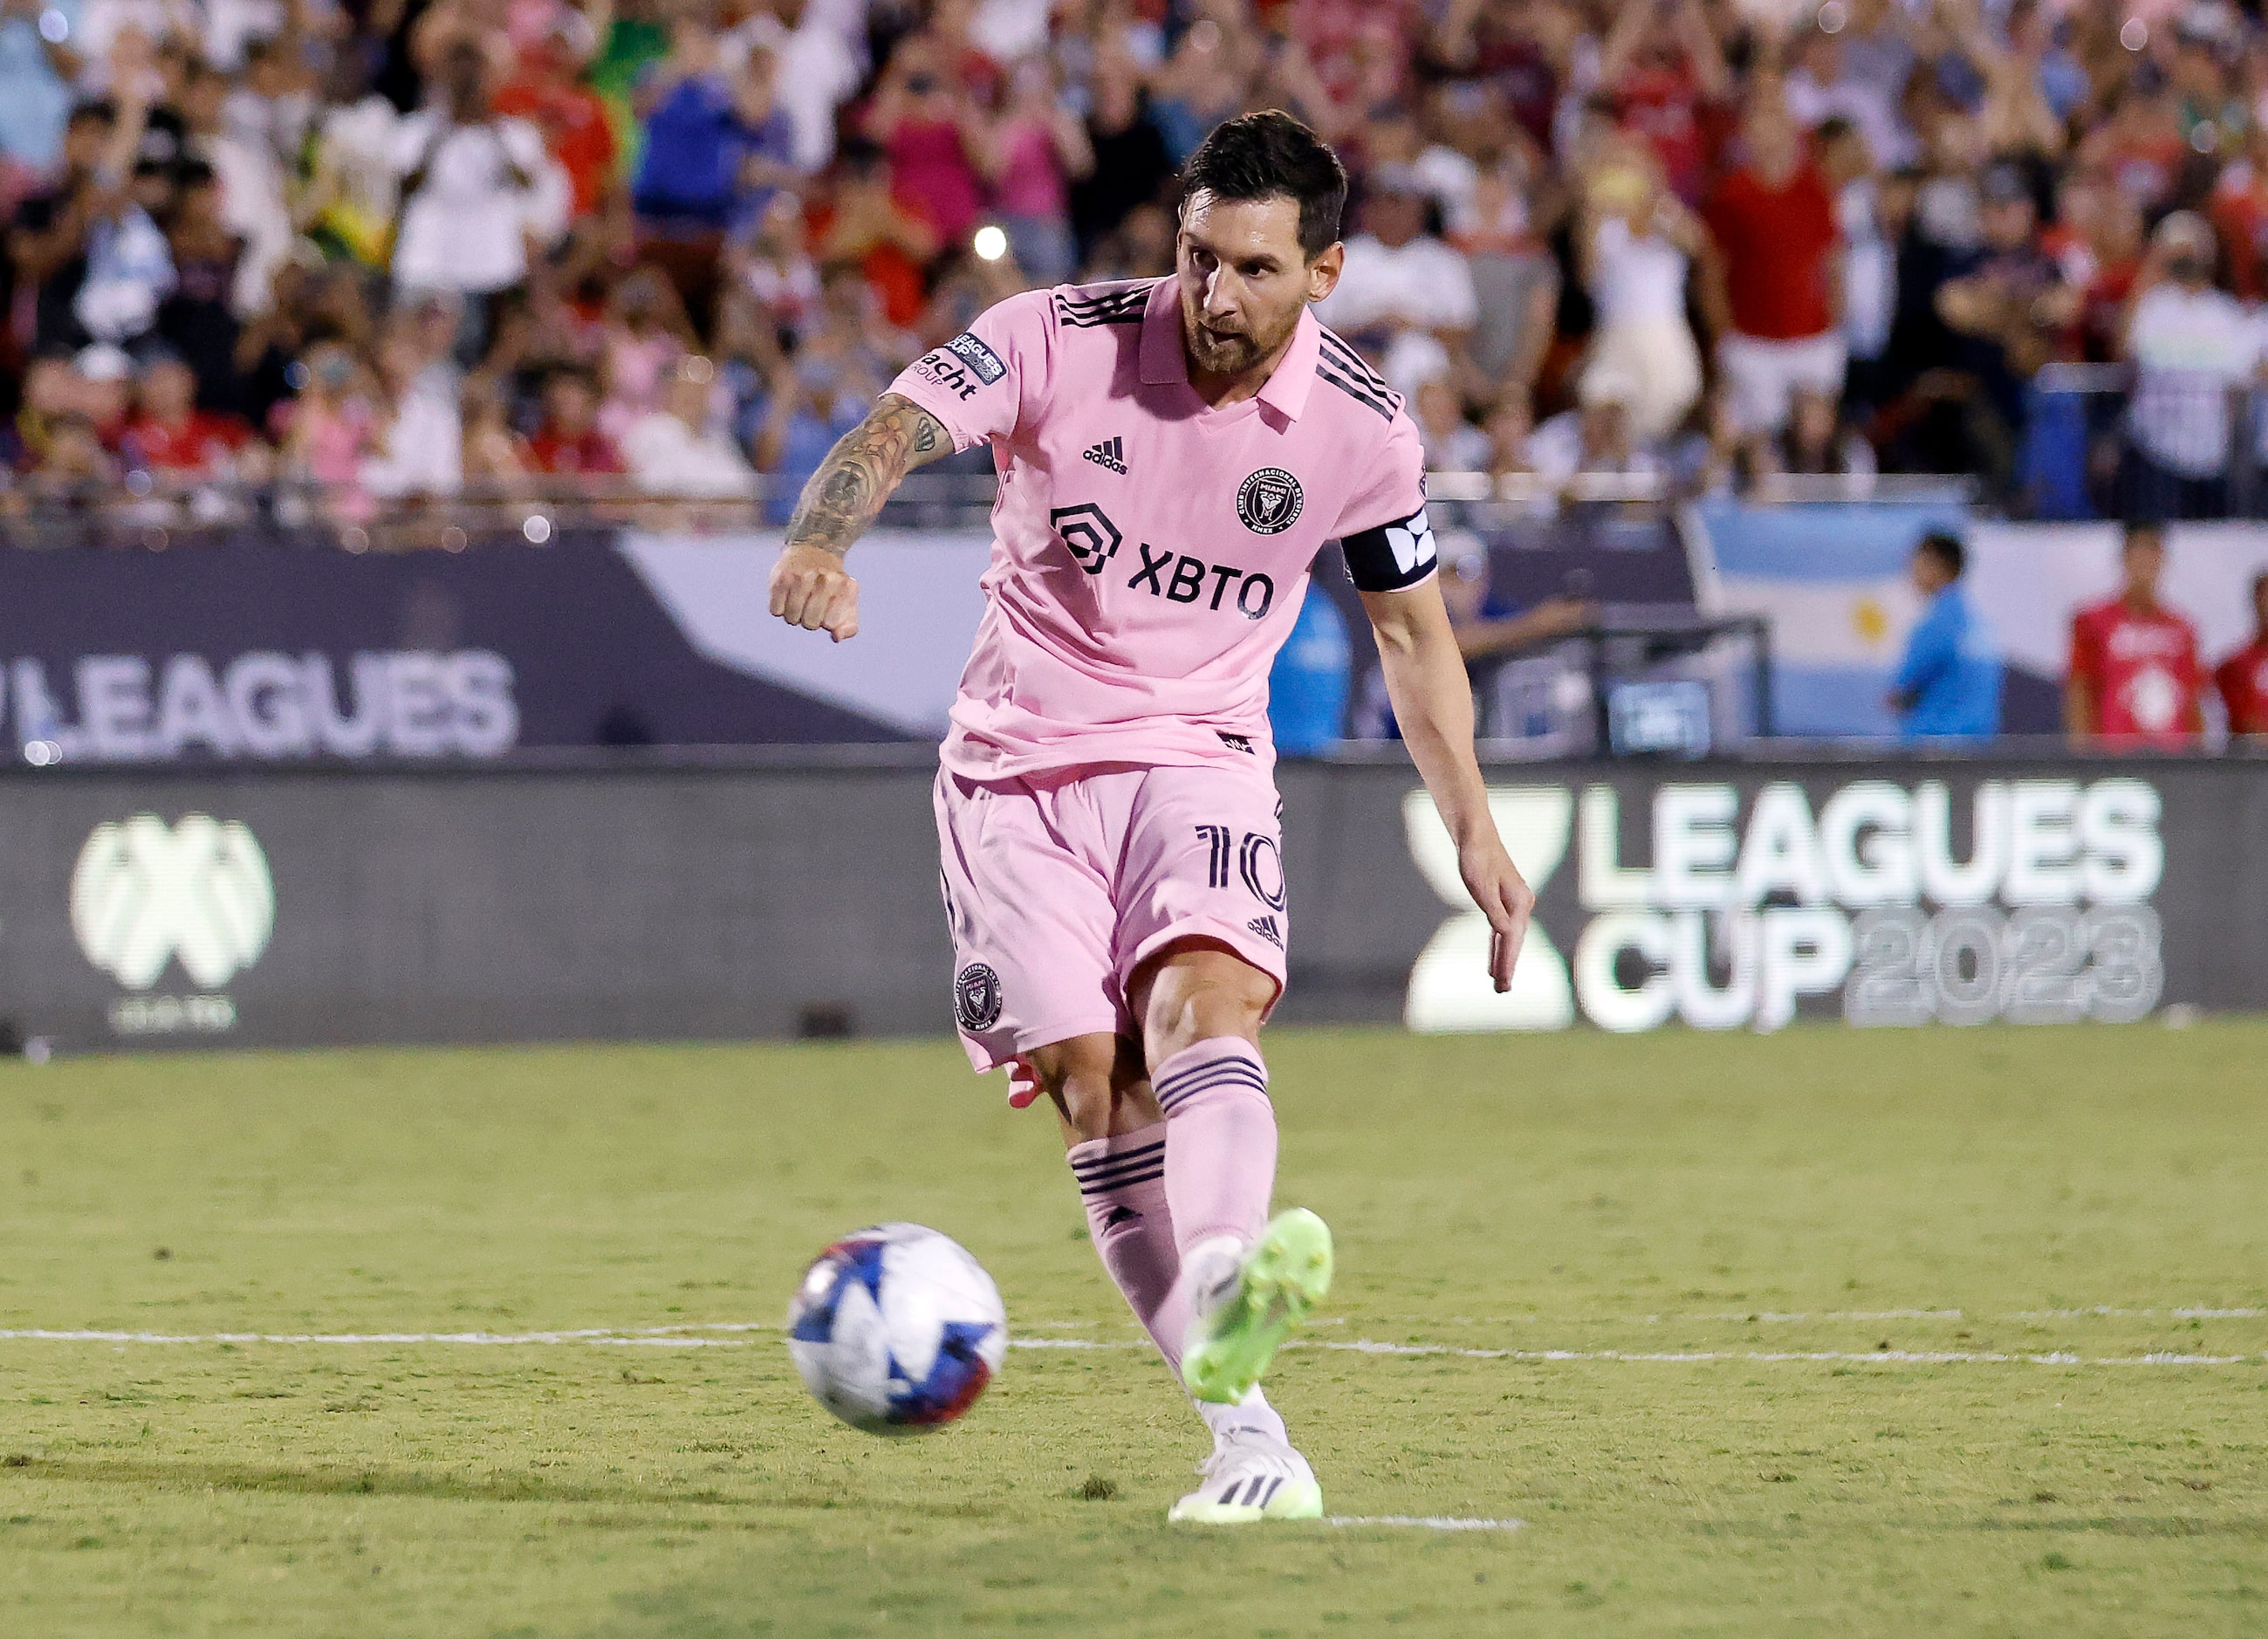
[1,754,2260,1053]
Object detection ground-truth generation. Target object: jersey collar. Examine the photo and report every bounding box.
[1138,277,1319,422]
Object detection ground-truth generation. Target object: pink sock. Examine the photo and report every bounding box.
[1067,1125,1186,1367]
[1153,1038,1278,1255]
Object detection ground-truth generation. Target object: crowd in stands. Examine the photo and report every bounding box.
[15,0,2268,521]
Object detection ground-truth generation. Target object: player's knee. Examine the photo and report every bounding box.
[1139,949,1272,1064]
[1025,1035,1120,1142]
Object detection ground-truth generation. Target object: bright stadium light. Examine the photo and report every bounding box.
[973,224,1008,263]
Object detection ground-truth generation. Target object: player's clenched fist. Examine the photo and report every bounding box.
[769,544,861,642]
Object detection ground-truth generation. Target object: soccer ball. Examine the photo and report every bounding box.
[785,1223,1008,1436]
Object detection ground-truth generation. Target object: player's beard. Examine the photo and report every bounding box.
[1182,303,1299,381]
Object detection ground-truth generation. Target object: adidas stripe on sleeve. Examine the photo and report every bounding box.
[1319,328,1435,593]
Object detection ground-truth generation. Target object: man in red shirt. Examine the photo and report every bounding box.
[495,33,620,223]
[1701,101,1841,450]
[121,353,250,480]
[2066,522,2204,747]
[2215,570,2268,737]
[528,367,628,479]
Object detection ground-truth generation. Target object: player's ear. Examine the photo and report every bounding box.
[1305,241,1344,304]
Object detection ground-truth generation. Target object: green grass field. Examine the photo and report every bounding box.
[3,1022,2265,1636]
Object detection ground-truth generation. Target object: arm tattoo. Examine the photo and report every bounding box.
[783,394,952,559]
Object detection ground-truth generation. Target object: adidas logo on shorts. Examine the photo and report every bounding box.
[1082,436,1128,475]
[1246,915,1283,950]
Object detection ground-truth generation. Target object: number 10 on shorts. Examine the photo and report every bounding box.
[1195,824,1287,910]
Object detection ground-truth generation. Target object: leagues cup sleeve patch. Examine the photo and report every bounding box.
[944,332,1007,385]
[1340,504,1438,592]
[955,963,1004,1032]
[1237,468,1305,534]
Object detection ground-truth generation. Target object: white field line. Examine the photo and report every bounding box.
[1382,1306,2267,1327]
[1325,1516,1525,1533]
[0,1327,2260,1368]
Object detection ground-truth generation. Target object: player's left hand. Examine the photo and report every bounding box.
[1458,836,1536,993]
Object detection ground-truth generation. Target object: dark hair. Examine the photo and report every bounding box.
[2122,519,2167,552]
[1916,529,1965,578]
[1179,111,1346,262]
[68,99,118,128]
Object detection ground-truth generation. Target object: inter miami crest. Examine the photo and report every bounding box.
[1237,468,1304,534]
[955,963,1004,1032]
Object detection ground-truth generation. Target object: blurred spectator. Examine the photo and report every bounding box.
[599,266,695,438]
[120,349,250,477]
[2217,570,2268,737]
[1437,550,1593,662]
[730,190,820,346]
[1414,377,1486,471]
[29,407,114,492]
[1703,101,1843,461]
[754,351,873,524]
[461,373,534,489]
[868,31,990,257]
[276,339,382,518]
[10,94,159,352]
[1068,48,1171,267]
[299,54,401,268]
[1266,582,1352,756]
[1446,134,1558,412]
[629,13,775,326]
[362,319,463,500]
[0,0,83,179]
[1888,528,2001,740]
[389,40,565,351]
[1597,0,1732,207]
[154,161,242,410]
[985,58,1091,285]
[1819,117,1895,415]
[2066,522,2203,748]
[1314,166,1477,399]
[2211,123,2268,304]
[1575,145,1703,449]
[726,0,860,176]
[71,340,130,446]
[2120,211,2260,519]
[1527,394,1665,492]
[495,24,620,223]
[621,353,756,497]
[1934,161,2074,483]
[812,141,936,329]
[529,363,627,477]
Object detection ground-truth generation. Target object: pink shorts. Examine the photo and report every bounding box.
[934,760,1290,1072]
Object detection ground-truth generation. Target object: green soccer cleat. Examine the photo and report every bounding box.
[1178,1208,1334,1407]
[1167,1426,1324,1525]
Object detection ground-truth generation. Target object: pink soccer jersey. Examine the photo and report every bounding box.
[887,276,1435,780]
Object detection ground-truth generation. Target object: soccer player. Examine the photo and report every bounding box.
[765,113,1535,1524]
[2066,522,2203,748]
[2215,570,2268,738]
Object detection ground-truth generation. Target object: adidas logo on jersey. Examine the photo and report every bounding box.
[1082,436,1128,474]
[1246,916,1283,950]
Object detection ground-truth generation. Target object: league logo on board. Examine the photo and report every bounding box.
[954,963,1004,1032]
[1237,468,1304,534]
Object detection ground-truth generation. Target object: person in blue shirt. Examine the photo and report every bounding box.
[1888,530,2002,739]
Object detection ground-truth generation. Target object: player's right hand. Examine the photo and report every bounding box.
[769,544,860,642]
